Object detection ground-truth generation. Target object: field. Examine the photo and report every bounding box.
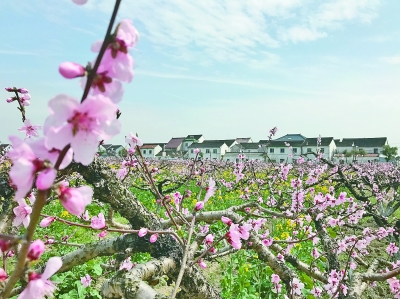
[2,154,400,298]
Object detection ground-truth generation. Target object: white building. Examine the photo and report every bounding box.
[140,144,163,159]
[333,137,388,163]
[188,140,229,160]
[181,134,205,152]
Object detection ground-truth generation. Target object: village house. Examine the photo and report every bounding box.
[333,137,388,163]
[181,134,205,152]
[140,144,163,159]
[223,142,264,161]
[187,140,229,160]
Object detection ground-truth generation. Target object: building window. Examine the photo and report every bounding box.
[374,148,378,154]
[143,150,146,154]
[307,148,311,152]
[213,149,217,154]
[270,148,274,153]
[149,150,152,154]
[280,159,284,163]
[320,148,324,153]
[206,149,210,153]
[293,148,297,153]
[280,148,285,153]
[185,143,188,147]
[191,149,194,153]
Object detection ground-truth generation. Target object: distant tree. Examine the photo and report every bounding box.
[382,145,398,162]
[358,148,367,156]
[119,147,128,157]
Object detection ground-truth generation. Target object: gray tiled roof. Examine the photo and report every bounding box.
[274,134,307,142]
[165,137,185,149]
[221,139,236,147]
[336,138,387,148]
[188,140,226,148]
[260,140,304,147]
[304,137,334,147]
[184,134,203,141]
[236,137,252,143]
[236,143,260,150]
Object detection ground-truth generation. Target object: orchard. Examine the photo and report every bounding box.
[1,1,400,299]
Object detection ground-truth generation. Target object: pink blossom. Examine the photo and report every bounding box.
[204,177,216,202]
[80,274,92,287]
[28,138,73,170]
[91,212,106,230]
[198,259,207,269]
[198,225,209,234]
[194,148,200,154]
[149,234,158,243]
[262,238,273,247]
[119,257,133,271]
[271,274,281,284]
[19,119,41,138]
[27,240,45,261]
[221,216,233,226]
[225,224,242,249]
[13,198,32,228]
[98,230,107,238]
[20,93,31,106]
[91,20,138,82]
[81,72,124,103]
[0,268,7,281]
[57,184,93,216]
[125,132,143,150]
[40,217,55,228]
[36,168,57,191]
[82,210,90,221]
[18,256,62,299]
[290,278,304,296]
[7,136,40,199]
[59,62,85,79]
[18,88,29,94]
[205,234,214,245]
[312,248,320,259]
[27,192,36,205]
[239,223,252,240]
[0,240,11,252]
[138,228,148,237]
[194,201,204,211]
[310,287,322,297]
[44,94,120,165]
[387,243,399,256]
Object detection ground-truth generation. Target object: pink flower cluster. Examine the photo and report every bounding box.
[222,217,252,250]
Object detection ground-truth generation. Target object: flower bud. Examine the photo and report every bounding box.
[59,62,86,79]
[27,240,45,260]
[5,87,14,92]
[138,228,148,237]
[0,268,7,281]
[0,239,11,252]
[149,234,158,243]
[40,217,55,228]
[194,201,204,211]
[98,230,107,238]
[6,97,15,103]
[17,88,29,94]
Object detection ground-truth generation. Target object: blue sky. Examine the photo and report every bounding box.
[1,0,400,147]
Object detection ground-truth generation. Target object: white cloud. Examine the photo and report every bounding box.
[381,55,400,64]
[280,26,327,43]
[83,0,382,64]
